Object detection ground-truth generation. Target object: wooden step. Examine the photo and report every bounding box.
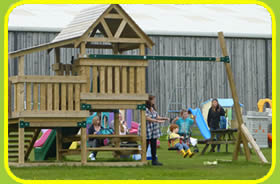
[8,154,18,158]
[9,139,31,143]
[9,134,34,138]
[87,147,140,151]
[8,144,28,148]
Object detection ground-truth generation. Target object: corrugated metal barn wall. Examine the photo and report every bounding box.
[8,31,272,115]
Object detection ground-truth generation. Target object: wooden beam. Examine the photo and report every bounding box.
[92,67,98,93]
[87,135,140,139]
[121,67,128,94]
[74,84,80,111]
[9,76,87,84]
[114,111,121,159]
[8,80,12,117]
[100,67,105,94]
[87,37,145,43]
[129,67,135,94]
[61,84,67,111]
[81,127,87,165]
[40,84,46,111]
[107,67,113,94]
[11,111,89,118]
[47,84,53,111]
[100,18,113,38]
[218,32,252,162]
[88,147,139,151]
[17,83,24,112]
[104,14,122,19]
[56,128,62,161]
[114,20,127,38]
[114,67,120,94]
[9,39,76,59]
[75,59,148,67]
[18,56,24,76]
[80,93,148,101]
[24,128,40,160]
[18,126,24,164]
[141,110,147,162]
[113,5,154,49]
[241,124,268,163]
[68,84,73,111]
[55,48,63,75]
[79,41,86,57]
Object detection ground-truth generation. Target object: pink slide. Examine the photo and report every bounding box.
[129,121,139,134]
[34,129,52,147]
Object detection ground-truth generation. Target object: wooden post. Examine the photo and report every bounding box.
[25,129,40,160]
[107,67,113,94]
[18,124,24,164]
[26,83,32,110]
[8,80,11,117]
[47,84,53,111]
[68,84,73,111]
[92,67,98,93]
[55,48,63,76]
[139,44,146,94]
[121,67,127,94]
[18,56,24,76]
[218,32,267,163]
[114,67,120,94]
[140,110,147,163]
[81,127,87,164]
[218,32,251,161]
[79,41,86,57]
[74,84,80,111]
[114,111,120,159]
[17,56,24,112]
[56,128,62,161]
[40,84,46,111]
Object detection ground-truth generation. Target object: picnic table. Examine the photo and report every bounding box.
[198,128,238,155]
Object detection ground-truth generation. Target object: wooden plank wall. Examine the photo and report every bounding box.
[8,31,272,115]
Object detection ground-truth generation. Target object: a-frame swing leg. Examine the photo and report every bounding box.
[218,32,268,163]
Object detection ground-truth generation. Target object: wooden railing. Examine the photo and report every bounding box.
[9,76,87,115]
[75,59,147,95]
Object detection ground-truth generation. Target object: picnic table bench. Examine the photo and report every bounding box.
[198,128,238,155]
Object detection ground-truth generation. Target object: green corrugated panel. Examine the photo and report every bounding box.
[34,130,56,161]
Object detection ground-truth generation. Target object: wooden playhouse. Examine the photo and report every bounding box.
[8,4,153,166]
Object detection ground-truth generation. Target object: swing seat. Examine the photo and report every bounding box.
[168,147,179,151]
[167,137,181,151]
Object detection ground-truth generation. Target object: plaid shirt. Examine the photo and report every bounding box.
[138,108,162,139]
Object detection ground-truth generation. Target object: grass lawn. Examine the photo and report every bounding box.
[9,129,272,180]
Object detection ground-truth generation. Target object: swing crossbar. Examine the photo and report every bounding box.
[88,54,230,63]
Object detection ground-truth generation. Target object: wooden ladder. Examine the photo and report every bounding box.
[8,128,40,162]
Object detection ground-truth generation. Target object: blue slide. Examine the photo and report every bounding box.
[188,108,211,139]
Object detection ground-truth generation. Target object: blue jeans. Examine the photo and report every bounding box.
[175,143,189,151]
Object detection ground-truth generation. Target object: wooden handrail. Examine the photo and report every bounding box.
[9,76,87,84]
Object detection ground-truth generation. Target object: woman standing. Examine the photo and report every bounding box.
[139,95,169,166]
[207,98,225,152]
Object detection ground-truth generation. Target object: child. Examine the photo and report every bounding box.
[172,109,196,141]
[169,124,194,158]
[88,116,104,160]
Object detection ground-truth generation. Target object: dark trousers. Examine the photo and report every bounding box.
[88,139,103,157]
[210,127,220,151]
[146,139,157,162]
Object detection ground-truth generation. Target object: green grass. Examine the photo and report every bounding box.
[10,138,272,180]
